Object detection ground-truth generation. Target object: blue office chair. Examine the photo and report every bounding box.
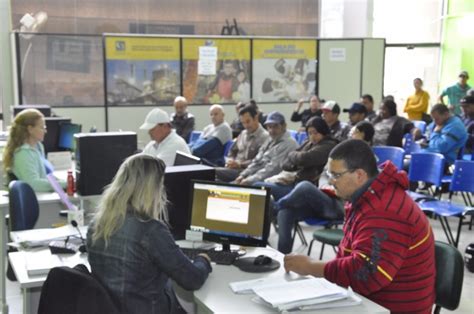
[373,146,405,170]
[412,120,427,134]
[417,160,474,247]
[8,181,39,231]
[188,131,202,145]
[403,133,421,155]
[408,152,445,199]
[297,132,308,145]
[223,140,234,157]
[289,130,298,141]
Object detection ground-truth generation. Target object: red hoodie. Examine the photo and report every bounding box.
[324,161,436,313]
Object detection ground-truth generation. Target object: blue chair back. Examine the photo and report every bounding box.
[373,146,405,170]
[403,133,421,154]
[297,132,308,145]
[449,160,474,193]
[188,131,202,144]
[413,120,427,133]
[289,130,298,141]
[8,181,39,231]
[408,153,445,187]
[223,140,234,157]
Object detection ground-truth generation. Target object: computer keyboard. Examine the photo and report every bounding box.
[181,248,240,265]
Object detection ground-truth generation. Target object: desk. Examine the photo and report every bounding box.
[9,250,88,314]
[0,192,99,314]
[191,247,389,314]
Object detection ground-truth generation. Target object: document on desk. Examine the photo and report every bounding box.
[25,251,62,276]
[10,225,88,248]
[229,277,291,294]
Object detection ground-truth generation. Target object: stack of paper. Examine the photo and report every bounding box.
[10,225,88,248]
[230,277,361,311]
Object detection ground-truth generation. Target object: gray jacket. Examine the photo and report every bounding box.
[240,130,298,184]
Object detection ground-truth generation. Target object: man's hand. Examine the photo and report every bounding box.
[284,254,313,276]
[226,159,240,169]
[240,178,251,185]
[434,124,444,132]
[295,99,305,111]
[234,176,244,184]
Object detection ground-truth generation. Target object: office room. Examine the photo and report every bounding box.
[0,0,473,313]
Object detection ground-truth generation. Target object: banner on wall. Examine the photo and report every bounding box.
[104,36,180,105]
[182,38,251,104]
[253,39,317,103]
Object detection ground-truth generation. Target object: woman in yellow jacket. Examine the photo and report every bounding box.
[404,78,430,120]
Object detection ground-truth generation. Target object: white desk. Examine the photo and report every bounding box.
[8,250,88,314]
[0,192,99,314]
[189,246,389,314]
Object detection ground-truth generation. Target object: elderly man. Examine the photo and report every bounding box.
[140,108,190,166]
[190,104,232,166]
[234,111,298,186]
[216,105,269,182]
[438,71,471,116]
[321,101,350,142]
[284,140,436,313]
[423,103,468,164]
[170,96,195,142]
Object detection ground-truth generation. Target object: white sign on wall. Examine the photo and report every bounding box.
[329,48,346,62]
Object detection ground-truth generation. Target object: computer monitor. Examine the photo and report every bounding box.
[58,122,82,150]
[174,151,201,166]
[43,117,72,153]
[13,104,51,117]
[189,180,271,250]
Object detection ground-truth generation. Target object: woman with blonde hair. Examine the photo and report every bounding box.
[87,154,211,313]
[2,109,65,191]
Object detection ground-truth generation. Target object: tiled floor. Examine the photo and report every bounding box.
[4,208,474,313]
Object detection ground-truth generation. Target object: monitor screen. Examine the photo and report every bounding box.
[189,181,271,249]
[58,122,82,150]
[174,150,201,166]
[43,117,72,153]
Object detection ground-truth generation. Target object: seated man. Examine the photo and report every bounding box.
[361,94,377,122]
[229,102,246,138]
[284,140,436,313]
[234,112,298,185]
[216,105,269,182]
[189,104,232,167]
[372,99,413,147]
[321,101,350,142]
[140,108,190,166]
[343,102,367,127]
[170,96,195,143]
[460,95,474,152]
[291,95,323,131]
[422,103,468,165]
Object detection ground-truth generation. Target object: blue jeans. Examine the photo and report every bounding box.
[275,181,344,254]
[253,182,294,202]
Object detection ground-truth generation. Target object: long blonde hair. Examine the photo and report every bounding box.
[3,109,44,172]
[91,154,168,245]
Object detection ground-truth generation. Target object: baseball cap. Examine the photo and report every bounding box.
[264,111,286,125]
[461,95,474,105]
[343,102,368,114]
[140,108,170,130]
[459,71,469,79]
[321,101,340,114]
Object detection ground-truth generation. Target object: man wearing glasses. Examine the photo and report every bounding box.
[284,140,435,313]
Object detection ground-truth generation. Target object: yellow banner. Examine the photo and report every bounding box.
[253,39,317,59]
[105,37,179,60]
[183,38,250,60]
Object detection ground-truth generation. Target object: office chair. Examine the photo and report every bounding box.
[434,241,464,313]
[373,146,405,170]
[412,120,427,134]
[223,140,234,157]
[7,181,40,281]
[38,264,119,314]
[408,152,445,200]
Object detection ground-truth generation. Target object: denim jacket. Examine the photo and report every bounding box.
[87,211,212,314]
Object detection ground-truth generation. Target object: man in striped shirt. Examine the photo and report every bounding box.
[284,139,435,313]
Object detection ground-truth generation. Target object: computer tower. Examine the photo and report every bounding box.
[75,132,137,196]
[165,165,215,240]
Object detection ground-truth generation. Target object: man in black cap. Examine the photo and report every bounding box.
[461,95,474,152]
[343,102,368,126]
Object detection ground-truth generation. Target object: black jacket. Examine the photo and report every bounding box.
[373,116,414,147]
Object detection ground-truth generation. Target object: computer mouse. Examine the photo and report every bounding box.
[253,254,272,266]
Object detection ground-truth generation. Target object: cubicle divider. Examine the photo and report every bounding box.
[11,33,385,143]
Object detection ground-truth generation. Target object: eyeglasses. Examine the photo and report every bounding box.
[326,169,352,181]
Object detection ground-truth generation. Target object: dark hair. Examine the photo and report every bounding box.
[361,94,374,104]
[329,139,378,178]
[354,121,375,143]
[382,99,397,116]
[431,103,450,115]
[383,95,395,102]
[414,78,423,84]
[306,116,330,136]
[238,104,258,118]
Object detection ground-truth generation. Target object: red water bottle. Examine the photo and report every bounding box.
[67,170,74,196]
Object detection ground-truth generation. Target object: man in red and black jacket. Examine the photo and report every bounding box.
[285,139,435,313]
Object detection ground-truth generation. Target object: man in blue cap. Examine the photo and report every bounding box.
[343,102,368,126]
[234,111,298,185]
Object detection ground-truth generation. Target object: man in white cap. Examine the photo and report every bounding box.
[321,101,350,142]
[140,108,191,166]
